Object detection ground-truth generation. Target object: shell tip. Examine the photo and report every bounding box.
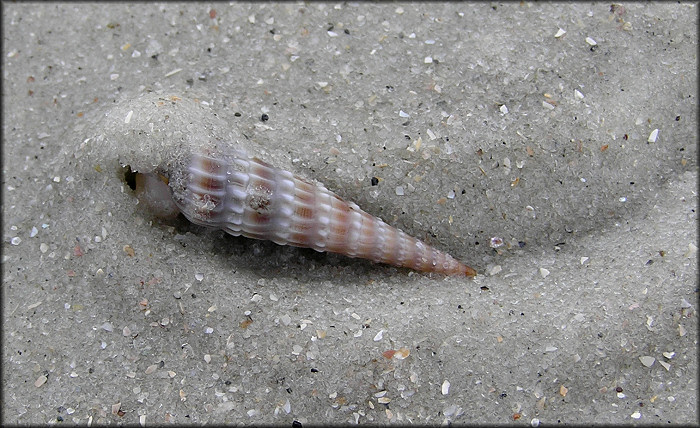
[464,265,477,278]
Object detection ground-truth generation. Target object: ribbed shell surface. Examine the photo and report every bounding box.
[174,152,476,277]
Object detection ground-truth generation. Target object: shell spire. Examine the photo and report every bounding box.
[161,151,476,277]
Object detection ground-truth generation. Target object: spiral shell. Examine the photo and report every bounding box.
[97,93,475,276]
[138,148,476,277]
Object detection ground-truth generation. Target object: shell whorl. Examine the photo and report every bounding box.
[167,151,476,277]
